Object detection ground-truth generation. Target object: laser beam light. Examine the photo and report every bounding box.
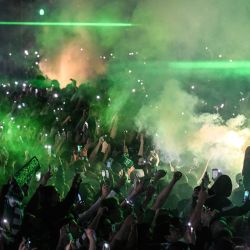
[0,21,134,27]
[168,61,250,76]
[169,61,250,70]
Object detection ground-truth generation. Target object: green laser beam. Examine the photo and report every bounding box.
[0,21,134,27]
[111,60,250,77]
[168,61,250,69]
[167,61,250,76]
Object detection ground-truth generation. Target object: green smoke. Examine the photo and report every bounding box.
[3,0,250,180]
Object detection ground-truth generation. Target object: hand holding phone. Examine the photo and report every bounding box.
[212,168,219,181]
[244,190,249,203]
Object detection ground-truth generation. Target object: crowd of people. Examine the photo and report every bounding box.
[0,79,250,250]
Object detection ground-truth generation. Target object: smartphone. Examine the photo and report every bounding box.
[106,158,113,168]
[187,222,194,233]
[103,242,110,250]
[77,193,84,204]
[25,238,31,249]
[35,171,41,182]
[47,145,52,157]
[244,190,249,203]
[212,168,219,181]
[125,199,134,207]
[77,145,82,153]
[101,170,106,177]
[44,145,52,156]
[105,170,109,178]
[77,193,82,202]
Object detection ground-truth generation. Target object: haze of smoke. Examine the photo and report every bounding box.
[37,0,136,85]
[39,34,106,87]
[135,81,250,177]
[35,0,250,178]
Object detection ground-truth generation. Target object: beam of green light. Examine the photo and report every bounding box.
[111,60,250,77]
[0,21,134,27]
[168,61,250,69]
[167,61,250,77]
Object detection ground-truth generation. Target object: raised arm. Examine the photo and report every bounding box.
[78,184,110,223]
[89,137,103,162]
[151,171,182,211]
[138,133,144,157]
[189,188,208,229]
[57,173,82,215]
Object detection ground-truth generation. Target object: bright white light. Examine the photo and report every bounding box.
[39,9,45,16]
[226,131,245,148]
[53,93,59,98]
[36,172,41,181]
[24,50,29,56]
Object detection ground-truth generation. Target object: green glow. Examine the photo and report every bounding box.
[167,61,250,76]
[110,60,250,77]
[169,61,250,69]
[0,21,134,27]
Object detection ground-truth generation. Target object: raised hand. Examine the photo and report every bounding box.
[101,184,110,199]
[85,228,96,241]
[173,171,182,182]
[201,171,210,190]
[40,165,53,186]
